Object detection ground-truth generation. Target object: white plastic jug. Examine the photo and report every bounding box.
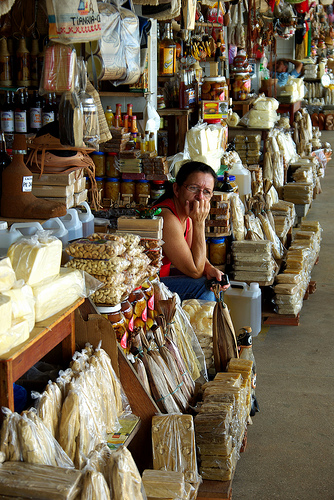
[60,209,83,241]
[42,217,69,247]
[228,162,251,202]
[10,221,44,236]
[77,201,94,238]
[224,281,262,336]
[0,221,22,257]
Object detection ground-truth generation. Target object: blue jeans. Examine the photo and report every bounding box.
[160,275,216,302]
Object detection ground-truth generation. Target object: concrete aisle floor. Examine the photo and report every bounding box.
[232,130,334,500]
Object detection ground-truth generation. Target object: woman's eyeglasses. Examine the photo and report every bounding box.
[183,184,213,199]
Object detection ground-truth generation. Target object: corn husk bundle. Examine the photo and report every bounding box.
[212,284,238,372]
[138,329,181,413]
[133,357,152,397]
[258,212,284,260]
[129,327,152,397]
[153,324,192,408]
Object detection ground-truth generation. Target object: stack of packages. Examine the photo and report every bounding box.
[273,221,322,315]
[142,414,201,499]
[232,240,277,283]
[205,194,230,236]
[117,215,164,239]
[0,233,93,356]
[142,155,170,178]
[271,200,296,241]
[195,358,253,481]
[234,134,262,166]
[32,169,87,209]
[104,127,132,153]
[303,63,318,79]
[248,165,263,196]
[65,232,162,306]
[185,122,226,172]
[181,299,215,372]
[119,157,142,174]
[283,182,313,205]
[248,96,279,129]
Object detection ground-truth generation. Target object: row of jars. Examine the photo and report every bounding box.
[96,280,156,352]
[93,177,166,204]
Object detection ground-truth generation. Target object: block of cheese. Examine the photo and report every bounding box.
[0,318,29,357]
[33,268,85,322]
[32,184,75,198]
[0,295,12,334]
[0,257,16,292]
[142,470,185,499]
[8,236,62,286]
[2,283,35,332]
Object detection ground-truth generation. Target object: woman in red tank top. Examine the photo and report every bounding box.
[152,161,229,301]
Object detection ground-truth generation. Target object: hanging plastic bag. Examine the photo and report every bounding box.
[40,42,77,95]
[58,91,84,148]
[77,58,100,150]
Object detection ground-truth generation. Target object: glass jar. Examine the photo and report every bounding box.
[121,299,134,333]
[105,152,119,177]
[228,175,238,193]
[232,72,251,101]
[135,179,151,204]
[92,151,105,176]
[201,76,228,101]
[150,180,165,202]
[209,237,227,265]
[121,179,136,198]
[96,304,128,349]
[105,177,120,202]
[128,286,147,330]
[95,176,105,199]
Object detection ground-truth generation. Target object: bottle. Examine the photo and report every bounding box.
[115,103,122,127]
[148,132,155,152]
[188,69,196,108]
[14,89,28,134]
[0,132,11,204]
[105,105,114,128]
[144,130,149,151]
[218,172,234,193]
[179,70,189,109]
[158,23,176,76]
[30,38,39,88]
[123,114,129,132]
[16,37,31,87]
[127,103,133,129]
[0,38,12,87]
[131,115,138,134]
[42,93,55,126]
[1,90,14,133]
[29,90,42,133]
[140,133,146,154]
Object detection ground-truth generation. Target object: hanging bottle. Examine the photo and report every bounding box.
[30,38,39,88]
[0,38,12,87]
[158,23,176,76]
[1,90,14,133]
[16,37,31,87]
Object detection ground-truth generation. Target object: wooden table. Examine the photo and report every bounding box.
[0,298,84,417]
[231,97,255,117]
[277,100,302,126]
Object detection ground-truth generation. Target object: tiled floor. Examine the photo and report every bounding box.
[231,130,334,500]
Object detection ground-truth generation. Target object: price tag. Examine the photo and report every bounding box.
[22,176,33,192]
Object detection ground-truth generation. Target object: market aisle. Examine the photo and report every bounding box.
[232,130,334,500]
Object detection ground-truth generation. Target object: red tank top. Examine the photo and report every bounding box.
[154,198,191,277]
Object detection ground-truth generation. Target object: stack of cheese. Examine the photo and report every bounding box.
[181,299,215,371]
[32,168,87,209]
[234,134,261,166]
[185,122,226,172]
[274,221,321,315]
[65,232,161,305]
[195,362,252,481]
[232,240,276,283]
[7,234,85,324]
[142,470,192,500]
[271,200,296,241]
[248,96,279,129]
[283,182,313,205]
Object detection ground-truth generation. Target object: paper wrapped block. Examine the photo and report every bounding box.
[8,236,62,286]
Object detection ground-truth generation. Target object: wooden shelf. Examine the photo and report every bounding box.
[99,92,145,97]
[157,108,196,116]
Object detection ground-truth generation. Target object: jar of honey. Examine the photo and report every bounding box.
[106,152,119,177]
[92,151,105,176]
[96,304,128,349]
[135,179,150,204]
[105,177,120,202]
[121,179,135,198]
[121,299,134,333]
[95,176,105,199]
[128,287,147,330]
[209,237,227,266]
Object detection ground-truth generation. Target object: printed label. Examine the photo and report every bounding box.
[14,111,27,133]
[30,107,42,129]
[141,306,147,323]
[22,176,33,192]
[147,295,154,311]
[120,331,128,349]
[42,111,55,127]
[162,48,174,75]
[1,111,14,132]
[128,315,134,332]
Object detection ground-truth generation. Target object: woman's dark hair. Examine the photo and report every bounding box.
[152,160,217,205]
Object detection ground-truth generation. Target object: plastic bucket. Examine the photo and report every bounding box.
[60,209,83,241]
[224,281,262,336]
[42,217,69,247]
[76,201,94,238]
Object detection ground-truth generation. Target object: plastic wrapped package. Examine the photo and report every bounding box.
[253,95,279,111]
[92,283,129,306]
[0,294,11,334]
[272,151,284,189]
[58,91,84,148]
[274,283,300,295]
[109,445,147,500]
[117,7,140,85]
[0,318,29,357]
[40,42,77,94]
[34,381,62,438]
[292,166,314,184]
[142,469,185,499]
[65,256,131,275]
[184,122,225,160]
[283,182,313,205]
[258,212,284,260]
[8,234,62,287]
[152,414,199,484]
[32,268,97,322]
[276,273,302,284]
[0,408,22,461]
[0,461,82,500]
[81,470,111,500]
[0,257,16,292]
[248,109,278,128]
[66,238,126,259]
[2,282,35,332]
[229,193,245,241]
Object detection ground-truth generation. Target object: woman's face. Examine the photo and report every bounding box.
[175,171,215,209]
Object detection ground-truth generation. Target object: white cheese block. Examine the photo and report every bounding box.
[0,257,16,292]
[8,236,62,286]
[2,283,35,332]
[0,295,12,334]
[0,318,29,357]
[33,268,85,323]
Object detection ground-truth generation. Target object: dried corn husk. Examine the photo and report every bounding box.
[133,357,152,397]
[212,285,238,372]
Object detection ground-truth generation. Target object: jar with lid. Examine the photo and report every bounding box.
[150,180,165,202]
[209,237,227,265]
[121,179,135,198]
[135,179,150,204]
[128,286,147,330]
[95,176,105,199]
[105,177,120,202]
[106,152,119,177]
[92,151,105,177]
[96,304,128,349]
[201,76,228,101]
[121,299,134,333]
[232,72,251,101]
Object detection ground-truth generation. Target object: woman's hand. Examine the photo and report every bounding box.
[204,263,230,291]
[185,198,211,224]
